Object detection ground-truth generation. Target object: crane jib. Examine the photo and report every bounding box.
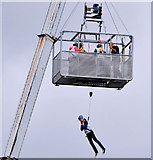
[4,1,66,158]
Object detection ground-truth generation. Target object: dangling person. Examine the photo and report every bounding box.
[78,115,106,158]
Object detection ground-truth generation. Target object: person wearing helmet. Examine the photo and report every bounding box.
[69,42,83,52]
[78,115,106,157]
[109,43,119,54]
[94,43,105,53]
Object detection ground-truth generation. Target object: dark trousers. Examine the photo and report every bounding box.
[86,131,105,154]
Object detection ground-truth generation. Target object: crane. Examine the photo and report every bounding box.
[3,1,66,159]
[2,1,133,159]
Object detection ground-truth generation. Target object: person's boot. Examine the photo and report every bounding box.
[102,148,106,154]
[95,152,98,158]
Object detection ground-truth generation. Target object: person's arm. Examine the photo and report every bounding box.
[94,49,97,53]
[74,46,83,52]
[69,46,73,51]
[80,119,88,131]
[111,47,117,53]
[110,45,117,53]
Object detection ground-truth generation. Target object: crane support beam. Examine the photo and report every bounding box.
[4,35,53,158]
[4,1,66,158]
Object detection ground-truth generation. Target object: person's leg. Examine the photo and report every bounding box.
[86,132,98,154]
[91,131,105,151]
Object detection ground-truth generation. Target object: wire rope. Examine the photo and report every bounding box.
[59,2,80,34]
[109,1,130,34]
[104,0,119,34]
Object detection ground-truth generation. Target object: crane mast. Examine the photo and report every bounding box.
[4,1,66,158]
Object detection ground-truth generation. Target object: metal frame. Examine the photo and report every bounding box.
[52,30,133,90]
[56,30,133,55]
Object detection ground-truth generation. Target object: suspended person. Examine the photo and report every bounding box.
[109,43,121,78]
[78,115,106,158]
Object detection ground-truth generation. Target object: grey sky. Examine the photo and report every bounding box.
[2,2,151,158]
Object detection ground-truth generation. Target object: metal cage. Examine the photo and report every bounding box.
[52,31,133,89]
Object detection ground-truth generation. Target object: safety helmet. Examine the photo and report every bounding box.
[73,42,78,47]
[97,43,101,48]
[78,115,83,120]
[93,4,99,8]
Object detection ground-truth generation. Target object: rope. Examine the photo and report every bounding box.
[82,35,84,52]
[88,92,93,121]
[104,0,119,34]
[99,35,103,48]
[103,20,107,33]
[85,23,90,52]
[109,1,130,34]
[59,2,80,34]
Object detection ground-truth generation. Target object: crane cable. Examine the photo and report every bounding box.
[59,2,80,35]
[85,23,90,52]
[88,92,93,121]
[104,0,120,34]
[109,1,130,35]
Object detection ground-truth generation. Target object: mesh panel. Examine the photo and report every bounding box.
[53,53,60,77]
[79,54,96,76]
[97,55,111,77]
[57,51,132,80]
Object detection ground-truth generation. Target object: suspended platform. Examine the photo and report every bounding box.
[52,31,133,90]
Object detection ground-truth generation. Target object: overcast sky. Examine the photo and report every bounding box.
[2,1,151,158]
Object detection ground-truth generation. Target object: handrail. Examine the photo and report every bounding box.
[61,30,133,37]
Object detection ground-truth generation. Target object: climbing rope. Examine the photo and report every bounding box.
[88,91,93,121]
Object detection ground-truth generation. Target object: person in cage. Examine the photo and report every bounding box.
[109,43,119,54]
[68,42,83,75]
[78,115,106,158]
[109,43,121,78]
[94,43,106,53]
[69,42,83,52]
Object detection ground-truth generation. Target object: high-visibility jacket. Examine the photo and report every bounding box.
[94,47,104,53]
[80,118,92,135]
[69,46,82,52]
